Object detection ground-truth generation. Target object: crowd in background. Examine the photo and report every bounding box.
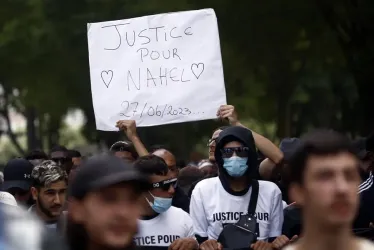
[0,105,374,250]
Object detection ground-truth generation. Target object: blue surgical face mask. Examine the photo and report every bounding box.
[146,192,173,213]
[223,156,248,177]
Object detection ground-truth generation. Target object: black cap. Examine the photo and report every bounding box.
[69,154,150,199]
[110,141,138,159]
[2,158,34,191]
[279,138,302,161]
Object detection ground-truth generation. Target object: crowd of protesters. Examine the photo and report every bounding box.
[0,105,374,250]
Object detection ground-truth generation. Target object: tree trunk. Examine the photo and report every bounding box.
[26,107,38,152]
[47,117,61,150]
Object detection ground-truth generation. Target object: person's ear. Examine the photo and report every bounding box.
[289,183,305,205]
[68,199,85,223]
[30,187,38,201]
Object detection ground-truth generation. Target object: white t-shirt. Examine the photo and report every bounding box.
[135,206,195,247]
[190,177,283,241]
[283,239,374,250]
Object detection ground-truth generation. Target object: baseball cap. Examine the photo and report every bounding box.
[0,191,17,206]
[2,158,34,191]
[280,138,302,161]
[110,141,138,158]
[69,154,150,199]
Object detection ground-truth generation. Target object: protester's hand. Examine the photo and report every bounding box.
[216,105,239,125]
[370,222,374,228]
[116,120,137,140]
[250,241,272,250]
[271,235,293,249]
[290,235,298,243]
[169,238,199,250]
[199,239,222,250]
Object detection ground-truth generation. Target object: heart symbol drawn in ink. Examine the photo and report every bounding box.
[101,70,113,88]
[191,63,205,79]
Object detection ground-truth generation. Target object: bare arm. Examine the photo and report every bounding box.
[116,120,149,157]
[129,135,149,157]
[234,121,283,164]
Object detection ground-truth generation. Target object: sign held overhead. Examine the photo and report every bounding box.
[88,9,227,131]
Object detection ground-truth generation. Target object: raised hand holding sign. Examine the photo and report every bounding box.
[88,9,227,130]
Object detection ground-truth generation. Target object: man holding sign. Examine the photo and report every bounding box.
[88,9,226,130]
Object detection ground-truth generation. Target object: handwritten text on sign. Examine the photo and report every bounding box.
[88,9,227,130]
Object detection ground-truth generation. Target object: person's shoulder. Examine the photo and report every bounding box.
[258,180,282,195]
[165,206,192,223]
[167,206,190,216]
[194,176,219,191]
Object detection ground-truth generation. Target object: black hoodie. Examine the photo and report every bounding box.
[214,126,259,195]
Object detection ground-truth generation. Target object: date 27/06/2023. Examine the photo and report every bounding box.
[119,101,204,118]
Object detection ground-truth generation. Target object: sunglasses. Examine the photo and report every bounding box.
[220,147,250,158]
[152,178,178,191]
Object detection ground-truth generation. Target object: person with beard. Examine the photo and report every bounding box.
[1,158,34,207]
[29,160,68,230]
[66,154,150,250]
[190,126,283,250]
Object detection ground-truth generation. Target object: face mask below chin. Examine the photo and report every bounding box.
[146,192,173,213]
[223,156,248,177]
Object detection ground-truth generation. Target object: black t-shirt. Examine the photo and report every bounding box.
[282,204,302,238]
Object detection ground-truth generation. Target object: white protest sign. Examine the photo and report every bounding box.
[87,9,227,131]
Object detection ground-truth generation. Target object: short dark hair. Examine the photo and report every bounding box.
[288,130,358,185]
[68,150,82,158]
[134,155,168,176]
[25,149,48,161]
[178,166,204,188]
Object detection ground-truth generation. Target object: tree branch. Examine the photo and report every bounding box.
[0,86,26,156]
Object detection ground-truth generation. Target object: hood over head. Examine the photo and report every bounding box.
[215,126,258,181]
